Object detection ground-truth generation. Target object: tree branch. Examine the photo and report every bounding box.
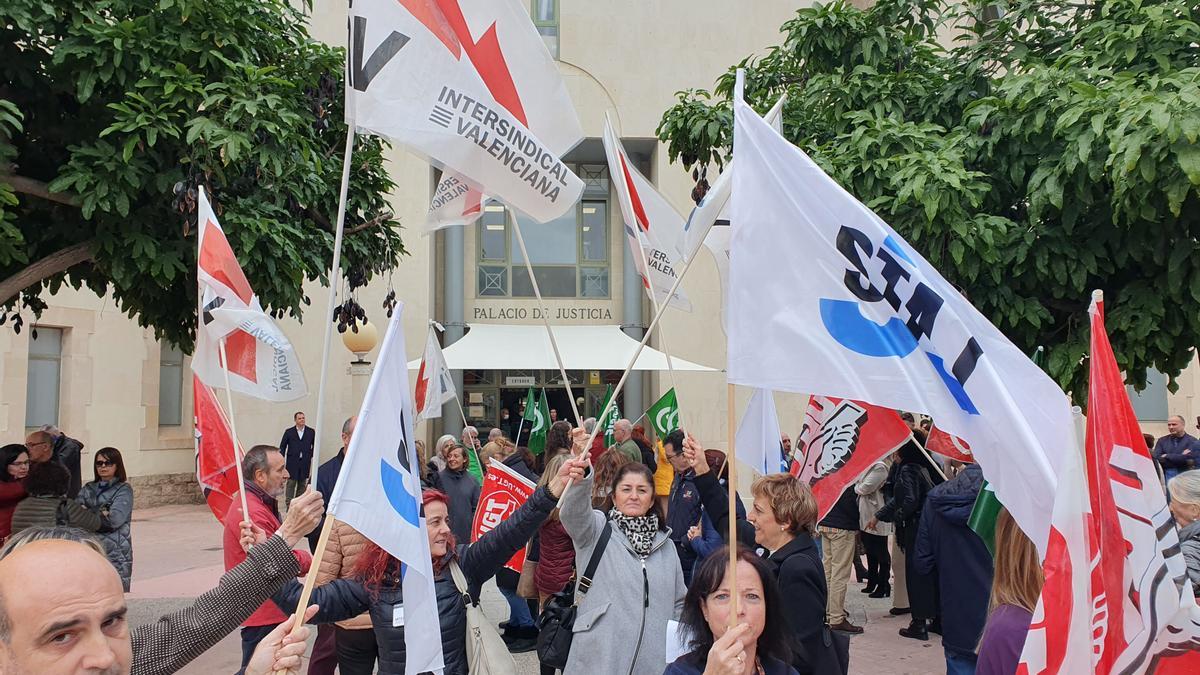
[345,212,393,236]
[0,173,80,208]
[0,240,96,306]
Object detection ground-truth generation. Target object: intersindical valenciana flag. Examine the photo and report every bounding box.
[602,116,692,311]
[347,0,583,223]
[414,323,456,423]
[191,187,307,402]
[726,79,1075,553]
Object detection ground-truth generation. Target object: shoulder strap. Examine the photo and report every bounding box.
[575,523,612,601]
[448,559,475,607]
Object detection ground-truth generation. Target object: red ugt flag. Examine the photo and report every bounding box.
[471,459,536,572]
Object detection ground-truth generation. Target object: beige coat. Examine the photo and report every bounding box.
[315,520,373,630]
[856,460,894,536]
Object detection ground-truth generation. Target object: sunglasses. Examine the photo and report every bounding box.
[95,460,115,467]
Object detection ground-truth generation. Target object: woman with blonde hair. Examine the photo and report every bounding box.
[976,507,1043,675]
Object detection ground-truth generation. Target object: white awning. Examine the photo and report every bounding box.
[408,323,716,371]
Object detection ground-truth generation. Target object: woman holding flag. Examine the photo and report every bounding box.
[270,454,589,675]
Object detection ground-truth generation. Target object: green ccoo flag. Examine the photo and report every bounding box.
[527,389,550,455]
[598,384,621,447]
[647,388,680,439]
[465,443,484,484]
[968,480,1002,556]
[518,386,537,444]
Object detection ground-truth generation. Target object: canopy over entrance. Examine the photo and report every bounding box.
[408,323,715,371]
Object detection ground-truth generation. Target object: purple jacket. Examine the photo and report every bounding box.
[976,604,1033,675]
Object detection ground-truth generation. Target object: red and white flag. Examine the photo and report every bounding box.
[415,323,457,423]
[191,187,307,401]
[471,459,536,573]
[789,396,914,520]
[925,425,973,463]
[602,117,692,311]
[1019,292,1200,674]
[348,0,583,223]
[193,374,242,521]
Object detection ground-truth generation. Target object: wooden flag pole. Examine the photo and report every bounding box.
[308,130,356,487]
[277,127,353,675]
[509,217,583,426]
[217,337,252,526]
[726,382,739,628]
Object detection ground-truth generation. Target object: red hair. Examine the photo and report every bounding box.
[352,489,457,590]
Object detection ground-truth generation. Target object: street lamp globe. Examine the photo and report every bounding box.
[341,319,379,363]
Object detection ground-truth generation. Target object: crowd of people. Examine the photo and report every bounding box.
[2,407,1200,675]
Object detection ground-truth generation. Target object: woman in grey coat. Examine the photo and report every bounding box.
[1168,470,1200,592]
[560,461,685,675]
[78,447,135,591]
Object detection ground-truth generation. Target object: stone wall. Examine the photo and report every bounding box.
[128,472,205,509]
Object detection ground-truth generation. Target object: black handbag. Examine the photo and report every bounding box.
[536,523,612,669]
[811,625,851,675]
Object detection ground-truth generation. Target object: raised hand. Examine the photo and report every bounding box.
[550,457,590,498]
[277,488,325,546]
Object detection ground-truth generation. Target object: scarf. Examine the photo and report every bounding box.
[608,508,659,557]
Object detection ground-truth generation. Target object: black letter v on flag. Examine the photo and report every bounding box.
[349,15,410,92]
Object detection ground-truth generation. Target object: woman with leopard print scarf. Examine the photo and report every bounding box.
[559,461,686,675]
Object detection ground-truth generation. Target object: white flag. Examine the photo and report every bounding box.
[734,389,782,476]
[192,187,307,402]
[602,117,692,311]
[415,323,457,423]
[347,0,583,223]
[727,82,1075,553]
[328,304,444,675]
[675,95,786,264]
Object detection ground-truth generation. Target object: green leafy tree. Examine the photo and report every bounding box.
[657,0,1200,402]
[0,0,404,349]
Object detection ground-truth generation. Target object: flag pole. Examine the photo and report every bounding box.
[217,338,252,526]
[726,381,739,628]
[510,217,582,425]
[308,130,356,487]
[632,225,685,427]
[562,234,703,497]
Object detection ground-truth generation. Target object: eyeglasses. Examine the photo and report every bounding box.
[95,460,115,467]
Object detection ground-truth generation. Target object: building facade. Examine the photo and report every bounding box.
[1,1,1196,504]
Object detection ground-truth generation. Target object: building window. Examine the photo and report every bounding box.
[159,342,184,426]
[531,0,559,58]
[26,327,63,428]
[1127,368,1169,422]
[475,165,610,298]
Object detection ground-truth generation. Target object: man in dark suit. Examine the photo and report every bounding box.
[279,412,315,508]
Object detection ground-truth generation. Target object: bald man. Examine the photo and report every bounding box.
[0,538,132,674]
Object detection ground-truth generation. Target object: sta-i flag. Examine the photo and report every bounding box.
[646,388,680,439]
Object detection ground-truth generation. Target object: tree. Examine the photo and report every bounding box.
[0,0,404,350]
[656,0,1200,402]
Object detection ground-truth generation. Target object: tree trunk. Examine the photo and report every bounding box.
[0,240,95,305]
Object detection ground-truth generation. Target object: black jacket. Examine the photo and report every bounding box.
[438,467,480,544]
[279,426,315,483]
[876,462,934,548]
[274,484,558,675]
[308,450,344,551]
[667,471,704,579]
[818,486,859,532]
[53,434,83,499]
[913,464,992,656]
[501,451,537,482]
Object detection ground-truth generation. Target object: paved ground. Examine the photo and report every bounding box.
[128,505,944,674]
